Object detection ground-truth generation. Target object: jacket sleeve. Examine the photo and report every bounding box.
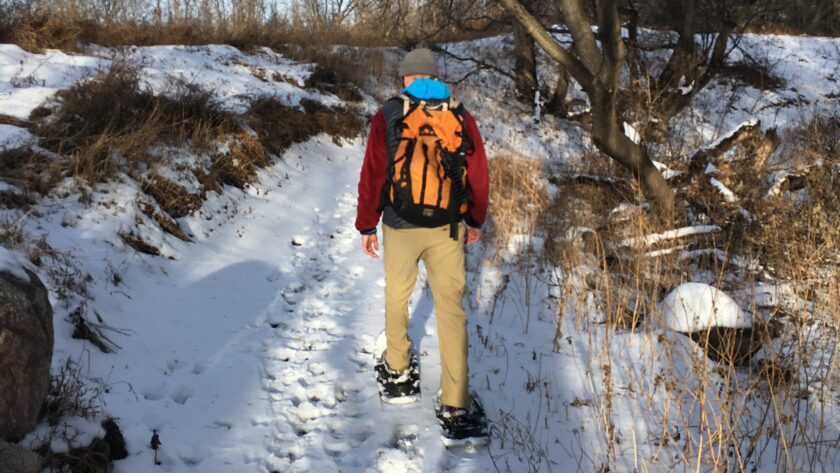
[355,110,388,234]
[463,111,489,228]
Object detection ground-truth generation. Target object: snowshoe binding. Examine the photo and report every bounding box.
[375,351,421,404]
[435,392,489,447]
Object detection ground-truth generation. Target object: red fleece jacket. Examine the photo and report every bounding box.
[355,109,489,234]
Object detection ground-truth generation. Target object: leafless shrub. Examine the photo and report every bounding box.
[42,357,104,426]
[278,44,389,93]
[0,147,60,196]
[536,109,840,472]
[245,97,363,158]
[305,64,364,102]
[489,412,550,473]
[34,62,236,184]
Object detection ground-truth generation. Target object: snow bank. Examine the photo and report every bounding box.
[0,124,33,150]
[657,282,751,332]
[0,45,106,119]
[0,246,32,281]
[22,416,105,453]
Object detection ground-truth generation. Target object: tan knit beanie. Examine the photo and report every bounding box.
[398,48,440,77]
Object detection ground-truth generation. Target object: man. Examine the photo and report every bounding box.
[354,48,489,444]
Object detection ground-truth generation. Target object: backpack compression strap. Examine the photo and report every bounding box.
[443,102,468,240]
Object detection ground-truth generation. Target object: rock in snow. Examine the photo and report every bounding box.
[0,266,54,441]
[657,283,751,332]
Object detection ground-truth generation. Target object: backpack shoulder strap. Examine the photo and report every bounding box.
[446,99,473,154]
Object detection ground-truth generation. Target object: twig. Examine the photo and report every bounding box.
[430,45,516,81]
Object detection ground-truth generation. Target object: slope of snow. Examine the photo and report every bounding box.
[0,44,106,119]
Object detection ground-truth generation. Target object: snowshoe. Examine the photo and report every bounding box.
[375,351,421,404]
[435,392,489,447]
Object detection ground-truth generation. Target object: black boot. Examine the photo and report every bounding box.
[435,393,489,446]
[375,352,420,404]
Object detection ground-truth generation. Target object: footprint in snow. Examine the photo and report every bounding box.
[142,384,167,401]
[177,446,205,466]
[165,358,187,374]
[170,385,194,405]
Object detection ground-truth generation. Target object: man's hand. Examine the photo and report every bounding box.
[361,233,379,258]
[465,225,480,245]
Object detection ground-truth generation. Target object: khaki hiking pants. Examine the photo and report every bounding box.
[383,223,469,409]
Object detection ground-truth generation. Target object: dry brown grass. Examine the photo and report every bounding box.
[2,55,367,243]
[486,155,549,255]
[245,97,363,158]
[0,147,59,197]
[280,44,389,95]
[1,8,88,53]
[33,62,236,184]
[0,6,389,54]
[305,65,364,103]
[118,231,160,256]
[209,132,268,189]
[139,200,190,242]
[140,174,203,219]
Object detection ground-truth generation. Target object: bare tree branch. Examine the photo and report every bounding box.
[429,45,516,81]
[499,0,593,90]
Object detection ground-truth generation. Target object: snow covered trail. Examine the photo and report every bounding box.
[250,141,494,472]
[27,134,494,472]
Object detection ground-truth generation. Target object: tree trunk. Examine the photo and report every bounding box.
[590,89,674,220]
[545,66,569,117]
[514,23,538,104]
[501,0,674,219]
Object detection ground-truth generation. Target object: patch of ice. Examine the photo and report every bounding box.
[657,283,751,332]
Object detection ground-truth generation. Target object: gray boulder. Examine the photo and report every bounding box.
[0,439,44,473]
[0,268,54,441]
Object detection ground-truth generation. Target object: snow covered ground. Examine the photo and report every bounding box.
[1,30,839,473]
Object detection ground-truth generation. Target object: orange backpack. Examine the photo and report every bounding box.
[380,95,470,239]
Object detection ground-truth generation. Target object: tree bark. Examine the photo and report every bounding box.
[653,1,752,132]
[545,66,569,117]
[514,22,538,104]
